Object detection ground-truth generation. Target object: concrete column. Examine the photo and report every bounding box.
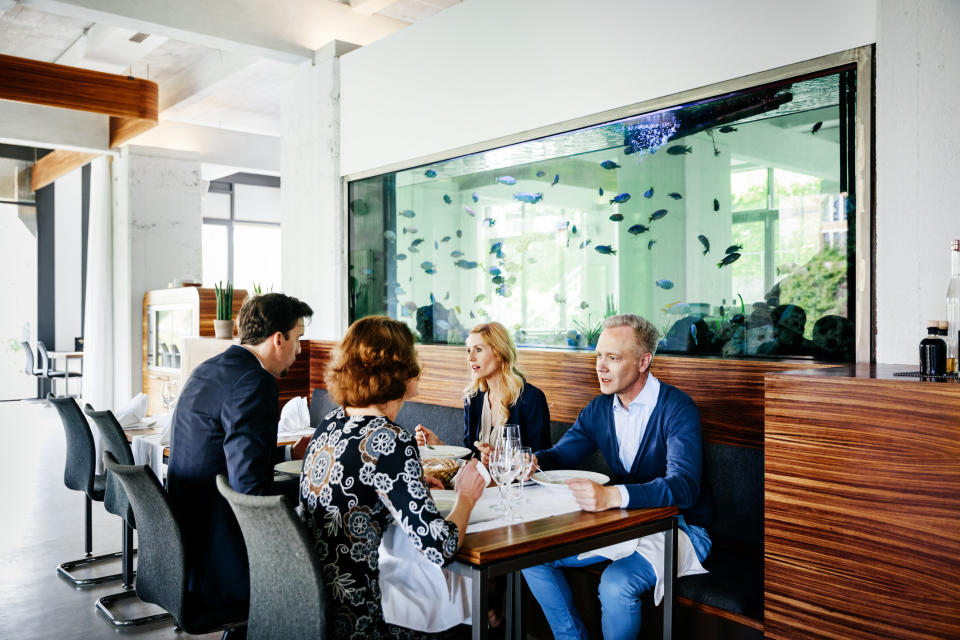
[281,40,359,340]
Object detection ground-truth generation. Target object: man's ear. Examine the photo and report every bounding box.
[272,331,285,350]
[639,352,653,373]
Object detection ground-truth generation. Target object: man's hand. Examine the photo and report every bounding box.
[290,435,311,460]
[566,478,621,512]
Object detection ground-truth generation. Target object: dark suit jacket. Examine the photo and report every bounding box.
[166,345,284,609]
[463,382,551,455]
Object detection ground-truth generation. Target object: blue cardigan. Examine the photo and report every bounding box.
[536,382,712,527]
[463,382,552,456]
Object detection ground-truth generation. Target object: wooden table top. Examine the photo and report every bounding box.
[456,505,678,565]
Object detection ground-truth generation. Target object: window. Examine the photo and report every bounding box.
[202,175,281,294]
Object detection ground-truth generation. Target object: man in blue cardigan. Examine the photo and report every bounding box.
[524,314,712,640]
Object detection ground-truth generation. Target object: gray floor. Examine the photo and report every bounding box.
[0,400,221,640]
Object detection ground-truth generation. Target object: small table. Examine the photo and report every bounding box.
[452,505,679,640]
[47,350,83,396]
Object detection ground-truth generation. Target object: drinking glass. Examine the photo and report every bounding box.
[491,448,522,522]
[491,423,521,452]
[161,378,178,413]
[489,435,520,512]
[514,447,533,504]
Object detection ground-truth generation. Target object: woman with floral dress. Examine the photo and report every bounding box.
[299,315,486,639]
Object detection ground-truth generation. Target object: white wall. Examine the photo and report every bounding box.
[53,167,83,351]
[875,0,960,364]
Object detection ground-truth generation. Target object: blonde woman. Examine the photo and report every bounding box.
[416,321,551,456]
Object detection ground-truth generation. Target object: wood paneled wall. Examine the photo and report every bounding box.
[764,367,960,639]
[308,340,832,448]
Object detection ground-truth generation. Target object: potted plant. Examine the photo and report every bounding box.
[213,281,234,339]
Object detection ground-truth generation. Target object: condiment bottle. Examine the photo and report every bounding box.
[919,321,947,376]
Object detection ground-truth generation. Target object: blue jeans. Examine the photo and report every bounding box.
[521,552,656,640]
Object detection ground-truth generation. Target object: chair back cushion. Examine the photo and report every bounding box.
[216,475,326,639]
[394,401,463,445]
[21,341,36,375]
[308,388,339,427]
[85,404,136,525]
[49,395,96,495]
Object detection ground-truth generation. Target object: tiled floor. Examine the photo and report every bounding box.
[0,399,221,640]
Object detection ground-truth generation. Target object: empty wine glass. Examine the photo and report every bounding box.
[491,447,522,522]
[491,423,521,455]
[161,378,178,413]
[489,435,520,512]
[514,447,533,504]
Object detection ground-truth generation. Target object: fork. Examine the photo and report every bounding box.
[534,465,557,482]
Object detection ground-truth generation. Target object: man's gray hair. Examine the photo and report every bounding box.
[602,314,660,360]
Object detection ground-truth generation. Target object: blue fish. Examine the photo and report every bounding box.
[580,301,589,310]
[717,252,741,268]
[609,192,631,204]
[719,125,737,133]
[513,192,543,204]
[450,250,464,258]
[594,245,616,255]
[627,224,649,235]
[489,267,501,276]
[399,209,416,218]
[424,169,437,178]
[644,187,654,199]
[456,230,462,238]
[725,243,743,254]
[441,235,451,243]
[535,170,546,177]
[571,225,578,235]
[668,192,682,200]
[551,174,559,187]
[600,160,620,170]
[408,246,419,253]
[429,293,436,304]
[410,238,424,247]
[464,206,476,217]
[397,253,407,261]
[495,176,517,185]
[649,209,668,222]
[666,145,692,155]
[454,259,479,269]
[472,192,479,203]
[482,217,496,227]
[599,187,604,196]
[655,279,674,290]
[495,284,510,297]
[811,121,823,135]
[492,275,504,285]
[443,194,452,205]
[609,214,624,222]
[403,226,417,234]
[490,241,503,254]
[434,241,438,249]
[420,261,436,274]
[698,234,710,255]
[648,239,657,250]
[713,198,720,212]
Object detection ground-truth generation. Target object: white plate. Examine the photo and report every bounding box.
[274,460,304,476]
[419,445,471,460]
[531,469,610,489]
[430,489,456,516]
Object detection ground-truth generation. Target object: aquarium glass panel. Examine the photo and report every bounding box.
[348,66,857,361]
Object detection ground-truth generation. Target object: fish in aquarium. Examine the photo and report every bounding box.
[580,301,589,309]
[627,224,649,235]
[454,259,479,269]
[600,160,620,170]
[644,187,654,199]
[713,198,720,212]
[489,266,502,276]
[456,229,462,238]
[554,293,566,304]
[717,252,741,268]
[429,293,435,304]
[578,239,593,249]
[513,192,543,204]
[472,192,479,202]
[469,311,475,319]
[570,224,578,234]
[490,241,503,254]
[667,192,683,200]
[474,294,487,303]
[420,262,436,274]
[444,292,450,300]
[698,235,710,254]
[609,192,631,204]
[441,235,451,243]
[666,145,692,155]
[594,245,616,255]
[464,206,476,217]
[536,170,546,177]
[719,125,737,133]
[609,214,624,222]
[649,209,668,222]
[403,226,418,234]
[599,187,604,196]
[811,121,823,135]
[482,217,496,227]
[495,175,517,185]
[397,253,407,261]
[434,241,438,249]
[492,275,504,285]
[410,238,424,247]
[496,284,511,297]
[384,230,396,242]
[725,243,743,254]
[663,301,690,315]
[399,209,416,218]
[424,169,437,178]
[408,246,419,253]
[655,279,674,289]
[648,239,657,250]
[551,174,559,187]
[443,194,452,204]
[450,250,464,258]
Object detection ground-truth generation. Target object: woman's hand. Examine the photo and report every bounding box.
[423,474,445,490]
[475,441,493,468]
[415,424,443,446]
[453,459,485,503]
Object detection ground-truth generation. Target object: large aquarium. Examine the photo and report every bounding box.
[348,65,857,361]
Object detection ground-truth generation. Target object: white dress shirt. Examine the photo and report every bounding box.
[612,374,660,508]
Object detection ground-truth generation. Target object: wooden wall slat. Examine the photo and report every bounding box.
[764,373,960,640]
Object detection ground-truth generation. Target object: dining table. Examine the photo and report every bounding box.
[47,349,83,396]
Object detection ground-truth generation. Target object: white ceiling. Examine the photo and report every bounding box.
[0,0,461,140]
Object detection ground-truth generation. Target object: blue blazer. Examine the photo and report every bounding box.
[463,382,551,456]
[535,382,712,527]
[166,345,284,608]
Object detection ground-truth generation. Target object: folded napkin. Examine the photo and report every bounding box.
[278,396,310,434]
[115,393,148,427]
[157,413,173,445]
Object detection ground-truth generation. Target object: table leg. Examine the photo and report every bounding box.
[471,565,489,640]
[662,517,678,640]
[509,571,522,640]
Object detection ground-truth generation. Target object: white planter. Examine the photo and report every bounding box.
[213,319,234,339]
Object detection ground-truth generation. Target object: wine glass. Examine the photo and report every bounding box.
[491,447,522,522]
[491,423,521,452]
[514,447,533,504]
[489,435,520,512]
[161,378,178,414]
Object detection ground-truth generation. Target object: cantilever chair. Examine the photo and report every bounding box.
[85,404,172,627]
[37,341,80,397]
[48,395,124,587]
[20,341,44,400]
[216,474,327,640]
[102,453,247,638]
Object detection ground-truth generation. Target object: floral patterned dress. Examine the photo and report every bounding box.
[299,408,461,639]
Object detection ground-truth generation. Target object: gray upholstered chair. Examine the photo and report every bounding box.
[48,395,124,586]
[216,474,327,640]
[85,404,172,627]
[102,452,247,638]
[37,341,79,397]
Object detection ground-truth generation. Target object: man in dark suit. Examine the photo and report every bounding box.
[166,292,313,613]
